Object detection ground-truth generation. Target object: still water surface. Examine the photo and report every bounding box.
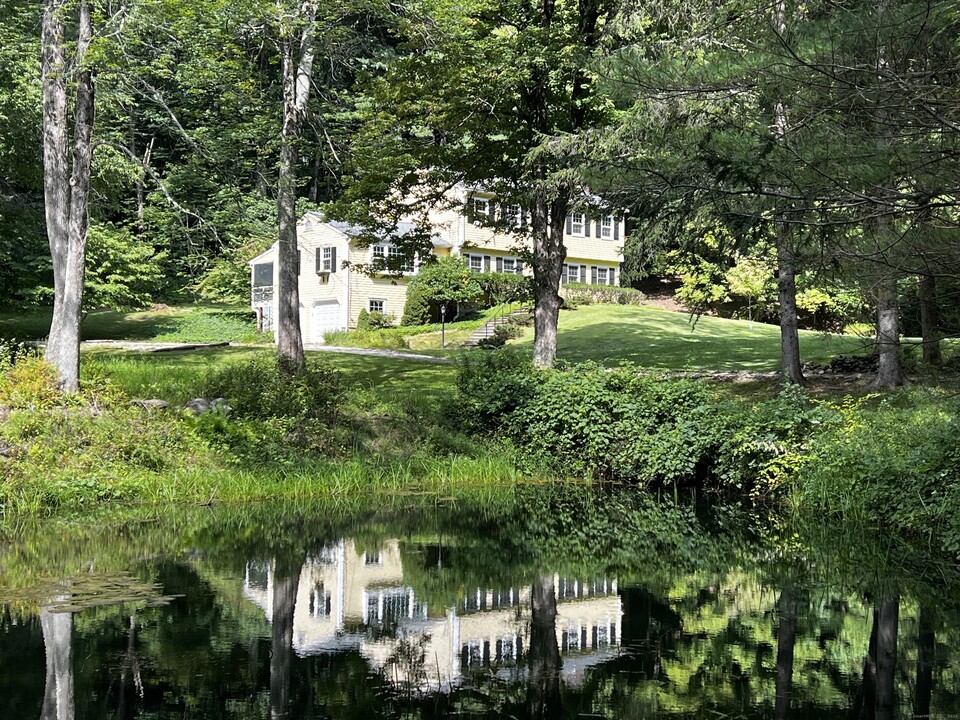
[1,486,958,719]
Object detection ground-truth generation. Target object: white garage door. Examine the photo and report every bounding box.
[310,300,341,344]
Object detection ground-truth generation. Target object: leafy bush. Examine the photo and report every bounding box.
[0,338,38,367]
[324,329,410,349]
[84,222,168,311]
[0,356,63,410]
[363,311,395,329]
[477,272,533,306]
[560,283,645,306]
[476,323,523,348]
[455,353,827,492]
[402,257,482,325]
[201,356,343,421]
[791,394,960,554]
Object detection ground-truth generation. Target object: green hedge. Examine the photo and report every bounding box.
[454,351,820,491]
[560,283,645,306]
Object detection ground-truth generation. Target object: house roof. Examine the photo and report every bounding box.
[248,215,453,266]
[325,219,453,248]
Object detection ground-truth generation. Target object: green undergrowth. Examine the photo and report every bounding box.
[0,350,513,515]
[455,349,960,557]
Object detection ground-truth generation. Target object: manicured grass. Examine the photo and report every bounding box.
[511,305,872,371]
[0,305,267,343]
[84,346,456,404]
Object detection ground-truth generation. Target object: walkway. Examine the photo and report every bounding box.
[80,339,452,364]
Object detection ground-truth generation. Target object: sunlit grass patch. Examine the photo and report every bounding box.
[510,305,870,370]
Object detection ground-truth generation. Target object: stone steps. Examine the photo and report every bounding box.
[462,309,530,347]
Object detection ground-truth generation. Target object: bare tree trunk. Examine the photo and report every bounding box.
[40,605,75,720]
[776,226,804,385]
[527,575,561,720]
[918,273,941,365]
[771,0,804,387]
[42,0,95,392]
[531,191,567,368]
[276,0,317,374]
[873,274,902,388]
[269,558,302,720]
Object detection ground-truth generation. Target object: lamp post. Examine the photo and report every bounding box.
[440,303,447,348]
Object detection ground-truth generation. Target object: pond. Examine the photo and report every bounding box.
[1,485,958,719]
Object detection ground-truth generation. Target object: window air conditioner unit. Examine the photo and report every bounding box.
[317,270,330,282]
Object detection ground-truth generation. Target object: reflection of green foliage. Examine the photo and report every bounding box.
[3,490,960,718]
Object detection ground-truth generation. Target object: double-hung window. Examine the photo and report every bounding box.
[571,213,586,236]
[565,264,581,284]
[317,246,335,273]
[504,204,523,228]
[600,216,613,239]
[472,197,490,217]
[597,267,609,285]
[467,254,484,273]
[372,243,414,273]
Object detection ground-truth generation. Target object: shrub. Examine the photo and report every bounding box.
[454,353,826,492]
[357,309,397,330]
[477,272,533,307]
[201,356,343,421]
[560,283,645,306]
[323,329,410,349]
[455,349,540,433]
[0,356,63,410]
[402,257,482,325]
[476,324,523,349]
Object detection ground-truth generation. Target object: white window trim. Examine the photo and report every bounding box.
[370,243,415,274]
[571,213,586,236]
[466,253,484,273]
[472,196,490,217]
[600,216,613,239]
[320,246,334,272]
[368,299,385,314]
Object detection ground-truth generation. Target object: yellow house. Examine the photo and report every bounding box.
[250,190,625,344]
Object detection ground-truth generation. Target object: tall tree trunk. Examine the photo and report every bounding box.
[771,0,804,386]
[776,226,804,385]
[531,192,567,368]
[873,273,902,388]
[40,605,75,720]
[269,558,302,720]
[527,575,561,720]
[918,273,941,365]
[775,586,798,720]
[276,1,317,374]
[42,0,94,393]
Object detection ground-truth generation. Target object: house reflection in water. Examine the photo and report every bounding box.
[243,539,621,690]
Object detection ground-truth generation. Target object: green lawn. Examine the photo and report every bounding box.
[511,305,872,371]
[84,346,456,404]
[0,305,266,343]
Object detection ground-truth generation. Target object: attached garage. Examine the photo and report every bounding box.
[309,300,342,344]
